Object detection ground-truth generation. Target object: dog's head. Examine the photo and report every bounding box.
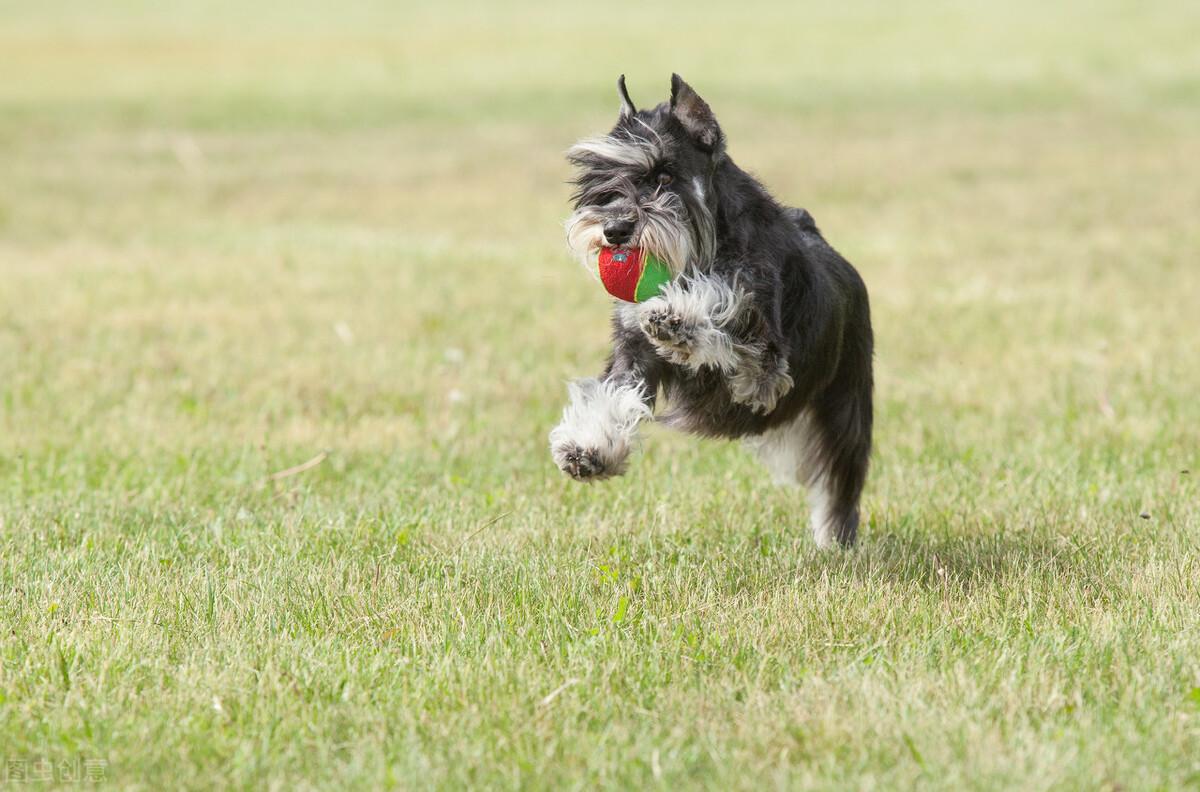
[565,74,722,276]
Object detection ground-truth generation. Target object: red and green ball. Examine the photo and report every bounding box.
[593,247,673,303]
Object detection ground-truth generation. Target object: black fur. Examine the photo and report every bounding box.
[558,75,873,546]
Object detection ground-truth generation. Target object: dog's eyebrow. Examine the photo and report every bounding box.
[631,115,666,150]
[567,135,661,170]
[571,171,634,206]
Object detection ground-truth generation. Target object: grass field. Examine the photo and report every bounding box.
[2,1,1199,788]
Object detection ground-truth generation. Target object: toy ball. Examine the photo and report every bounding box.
[593,246,672,303]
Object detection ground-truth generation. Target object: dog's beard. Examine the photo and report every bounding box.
[564,206,608,270]
[564,190,711,278]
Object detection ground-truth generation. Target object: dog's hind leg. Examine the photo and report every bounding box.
[747,379,872,547]
[804,381,872,547]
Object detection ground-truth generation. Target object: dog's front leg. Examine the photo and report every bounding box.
[549,340,659,482]
[637,275,793,413]
[725,337,793,415]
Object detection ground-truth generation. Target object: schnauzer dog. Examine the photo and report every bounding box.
[549,74,873,547]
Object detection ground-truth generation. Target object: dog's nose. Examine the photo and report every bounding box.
[603,220,635,246]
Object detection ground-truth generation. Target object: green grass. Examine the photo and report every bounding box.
[2,1,1199,788]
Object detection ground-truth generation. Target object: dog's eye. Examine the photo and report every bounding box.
[657,172,673,187]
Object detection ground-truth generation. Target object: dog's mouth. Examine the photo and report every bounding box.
[593,246,673,303]
[566,203,692,281]
[598,245,641,261]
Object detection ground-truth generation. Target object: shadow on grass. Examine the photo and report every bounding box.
[810,521,1128,599]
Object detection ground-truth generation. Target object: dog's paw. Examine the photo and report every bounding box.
[548,377,649,483]
[550,440,626,482]
[638,299,697,365]
[729,357,793,414]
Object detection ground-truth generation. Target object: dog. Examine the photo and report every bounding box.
[549,74,873,547]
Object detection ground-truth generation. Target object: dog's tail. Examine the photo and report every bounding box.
[784,207,821,236]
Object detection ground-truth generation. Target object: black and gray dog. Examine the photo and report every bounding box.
[549,74,873,547]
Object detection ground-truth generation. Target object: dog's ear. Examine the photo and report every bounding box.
[669,73,723,154]
[617,74,636,118]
